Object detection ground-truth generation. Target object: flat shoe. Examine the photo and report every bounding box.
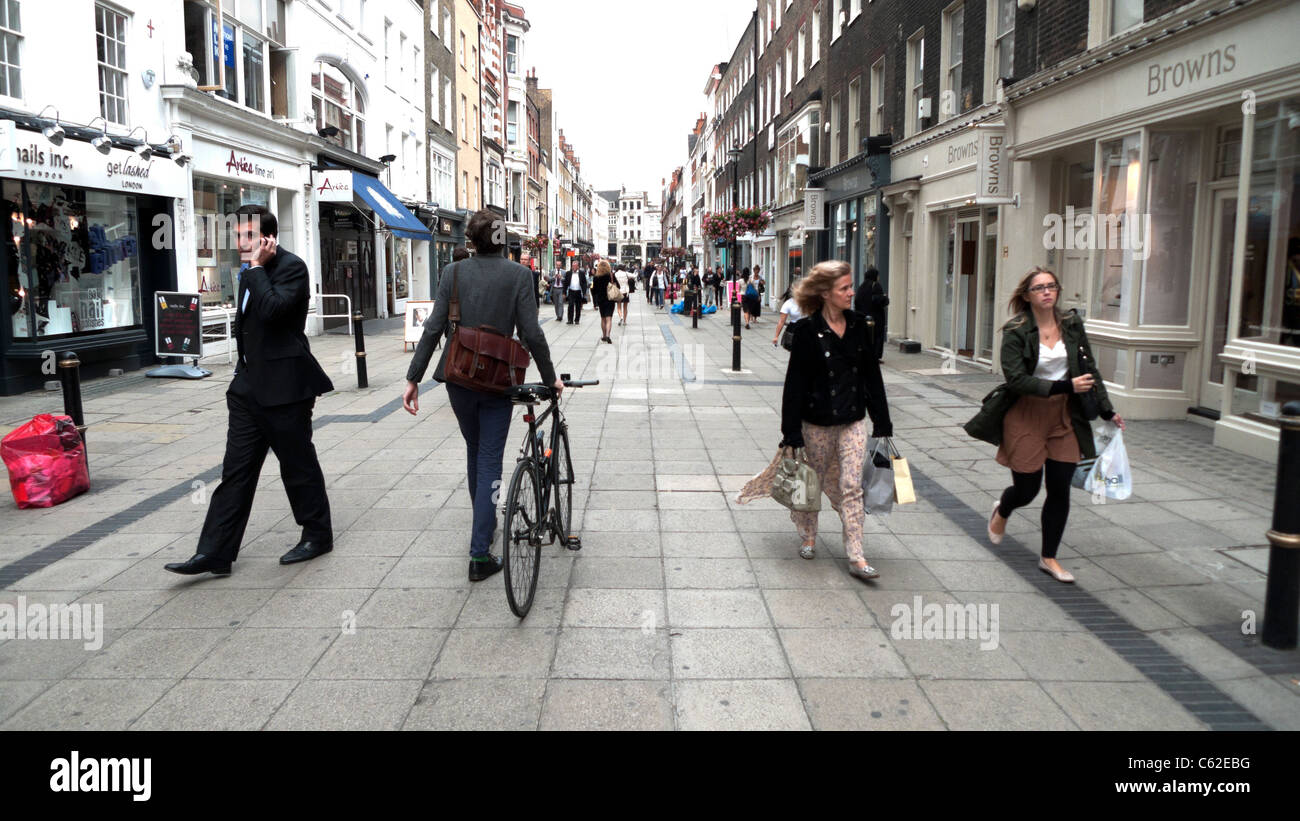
[987,501,1003,545]
[848,563,880,581]
[799,543,815,559]
[1038,558,1075,583]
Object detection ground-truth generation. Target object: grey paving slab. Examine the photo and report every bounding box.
[997,632,1147,682]
[242,589,375,628]
[132,679,296,731]
[670,628,790,679]
[550,627,671,679]
[800,679,947,730]
[539,679,674,731]
[920,680,1077,730]
[663,558,757,589]
[267,680,423,730]
[189,628,336,679]
[137,588,275,629]
[1041,682,1207,731]
[673,679,810,730]
[766,588,878,629]
[1,678,176,730]
[666,589,772,628]
[403,678,547,730]
[780,628,912,678]
[71,628,230,679]
[430,628,557,679]
[355,587,470,629]
[571,557,664,589]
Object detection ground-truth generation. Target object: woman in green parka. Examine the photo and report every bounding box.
[986,268,1125,583]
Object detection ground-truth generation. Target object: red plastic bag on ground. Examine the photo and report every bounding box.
[1,414,90,508]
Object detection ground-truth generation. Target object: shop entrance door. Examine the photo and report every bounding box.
[955,218,979,357]
[321,232,377,329]
[1198,189,1260,412]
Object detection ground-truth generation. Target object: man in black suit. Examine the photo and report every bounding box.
[166,205,336,576]
[854,266,890,363]
[565,258,588,325]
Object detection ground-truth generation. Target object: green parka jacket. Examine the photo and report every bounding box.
[964,309,1115,460]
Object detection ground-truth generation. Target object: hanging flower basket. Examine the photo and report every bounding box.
[701,208,773,243]
[521,233,550,253]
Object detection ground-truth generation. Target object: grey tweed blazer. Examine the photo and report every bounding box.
[405,252,557,387]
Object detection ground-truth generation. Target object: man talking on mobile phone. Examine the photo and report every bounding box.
[166,205,336,576]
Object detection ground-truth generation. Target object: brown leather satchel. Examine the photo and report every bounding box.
[443,267,531,394]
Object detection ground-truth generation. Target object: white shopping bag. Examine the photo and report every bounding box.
[1083,423,1132,501]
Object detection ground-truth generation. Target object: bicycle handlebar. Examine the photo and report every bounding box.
[563,379,599,388]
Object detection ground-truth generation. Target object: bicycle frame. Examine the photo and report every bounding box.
[512,398,567,546]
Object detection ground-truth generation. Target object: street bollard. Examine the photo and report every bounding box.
[731,293,742,372]
[352,311,368,390]
[692,288,699,329]
[58,352,85,445]
[1261,401,1300,650]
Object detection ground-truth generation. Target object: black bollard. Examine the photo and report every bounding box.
[1261,401,1300,650]
[58,351,85,446]
[692,288,699,329]
[352,311,368,390]
[731,294,742,372]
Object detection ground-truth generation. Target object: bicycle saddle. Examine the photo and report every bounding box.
[505,384,553,404]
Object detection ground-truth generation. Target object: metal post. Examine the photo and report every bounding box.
[691,277,699,329]
[58,351,86,469]
[1262,401,1300,649]
[731,241,742,372]
[352,311,368,389]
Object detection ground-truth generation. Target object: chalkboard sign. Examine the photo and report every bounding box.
[154,292,203,359]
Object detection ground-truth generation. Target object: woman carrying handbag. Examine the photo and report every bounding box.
[774,260,893,581]
[983,267,1125,583]
[591,259,617,344]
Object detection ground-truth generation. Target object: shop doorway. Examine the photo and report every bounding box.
[321,231,376,328]
[1199,188,1260,412]
[937,209,995,360]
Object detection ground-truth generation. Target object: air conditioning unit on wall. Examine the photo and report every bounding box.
[917,97,932,120]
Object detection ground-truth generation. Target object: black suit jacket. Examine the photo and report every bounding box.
[233,247,335,407]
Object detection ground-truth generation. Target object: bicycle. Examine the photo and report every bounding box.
[501,374,598,617]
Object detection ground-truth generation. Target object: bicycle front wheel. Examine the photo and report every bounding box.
[503,459,542,618]
[551,424,574,544]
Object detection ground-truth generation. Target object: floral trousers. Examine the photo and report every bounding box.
[791,419,868,563]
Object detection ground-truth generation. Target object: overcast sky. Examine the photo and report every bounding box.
[521,0,757,202]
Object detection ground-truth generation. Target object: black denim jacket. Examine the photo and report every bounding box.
[780,310,892,447]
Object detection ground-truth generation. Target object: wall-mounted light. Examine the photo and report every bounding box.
[127,126,152,160]
[36,105,64,146]
[318,126,340,138]
[88,117,112,155]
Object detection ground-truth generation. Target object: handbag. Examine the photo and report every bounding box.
[443,267,531,395]
[771,447,822,512]
[607,279,623,301]
[1076,343,1102,421]
[963,384,1018,446]
[780,322,797,351]
[862,437,895,514]
[890,439,916,505]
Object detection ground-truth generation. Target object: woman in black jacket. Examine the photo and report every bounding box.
[591,259,616,344]
[780,260,893,581]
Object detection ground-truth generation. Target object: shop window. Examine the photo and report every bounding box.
[96,4,128,125]
[312,60,366,154]
[1109,0,1143,38]
[1140,131,1200,326]
[7,182,143,339]
[1093,133,1141,324]
[0,0,21,99]
[1236,101,1300,349]
[192,177,272,308]
[242,32,265,112]
[1232,378,1300,423]
[1093,344,1129,389]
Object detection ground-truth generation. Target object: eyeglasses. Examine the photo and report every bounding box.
[1028,283,1061,294]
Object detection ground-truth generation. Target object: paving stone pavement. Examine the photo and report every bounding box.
[1,294,1297,731]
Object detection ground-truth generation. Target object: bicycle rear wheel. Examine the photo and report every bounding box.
[503,459,542,617]
[551,424,574,545]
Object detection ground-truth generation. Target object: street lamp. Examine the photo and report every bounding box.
[728,145,743,372]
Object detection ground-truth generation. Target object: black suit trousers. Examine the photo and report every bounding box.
[197,389,333,561]
[566,290,584,323]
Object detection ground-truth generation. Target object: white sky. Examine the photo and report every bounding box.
[521,0,757,201]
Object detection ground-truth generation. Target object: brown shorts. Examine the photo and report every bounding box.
[996,393,1081,473]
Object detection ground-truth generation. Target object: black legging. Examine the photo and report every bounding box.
[996,459,1075,559]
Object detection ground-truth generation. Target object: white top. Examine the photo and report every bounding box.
[1035,339,1069,380]
[614,270,631,290]
[780,299,802,323]
[568,271,582,290]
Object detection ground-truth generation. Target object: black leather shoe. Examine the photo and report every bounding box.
[280,540,333,565]
[164,554,232,576]
[468,554,504,582]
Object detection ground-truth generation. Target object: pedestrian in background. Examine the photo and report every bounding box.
[650,267,665,308]
[550,269,566,322]
[614,264,632,326]
[985,267,1124,584]
[778,260,893,581]
[402,210,562,582]
[772,286,802,349]
[751,265,765,323]
[854,266,889,363]
[565,258,587,325]
[591,259,616,343]
[741,267,760,329]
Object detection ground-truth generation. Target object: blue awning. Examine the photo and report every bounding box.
[352,173,433,241]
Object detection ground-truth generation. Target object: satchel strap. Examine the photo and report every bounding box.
[449,267,461,331]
